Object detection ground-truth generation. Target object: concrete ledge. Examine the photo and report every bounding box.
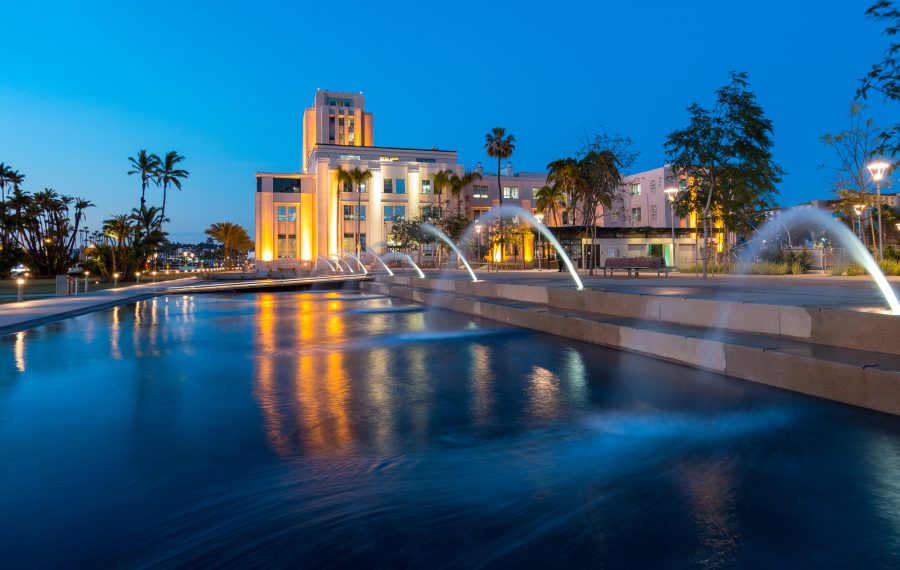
[366,279,900,416]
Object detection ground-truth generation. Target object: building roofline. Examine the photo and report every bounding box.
[312,143,457,154]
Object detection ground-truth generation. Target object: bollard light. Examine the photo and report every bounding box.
[84,271,90,293]
[135,271,141,284]
[151,271,157,282]
[113,272,119,288]
[16,278,25,303]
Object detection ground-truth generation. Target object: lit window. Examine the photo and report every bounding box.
[359,181,367,193]
[473,185,489,198]
[532,187,540,199]
[502,186,519,199]
[631,183,641,196]
[679,179,687,192]
[277,206,286,222]
[421,180,432,194]
[632,207,642,222]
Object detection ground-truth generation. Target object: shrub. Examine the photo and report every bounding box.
[879,260,900,276]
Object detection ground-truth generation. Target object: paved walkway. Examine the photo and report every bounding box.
[0,277,201,335]
[406,270,900,312]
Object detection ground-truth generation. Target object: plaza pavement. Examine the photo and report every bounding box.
[0,277,202,335]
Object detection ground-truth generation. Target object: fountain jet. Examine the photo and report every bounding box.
[741,208,899,314]
[458,205,583,290]
[421,223,478,282]
[344,252,368,275]
[364,249,394,276]
[381,252,426,279]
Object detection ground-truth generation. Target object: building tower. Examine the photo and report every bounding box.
[301,90,374,172]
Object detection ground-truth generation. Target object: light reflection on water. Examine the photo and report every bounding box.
[3,290,900,568]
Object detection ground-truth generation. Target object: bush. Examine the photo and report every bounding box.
[880,260,900,276]
[831,264,867,276]
[745,261,791,275]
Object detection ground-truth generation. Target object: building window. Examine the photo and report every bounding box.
[473,185,489,198]
[342,181,352,193]
[358,205,366,221]
[421,180,432,194]
[422,205,442,219]
[276,205,297,258]
[384,178,393,193]
[273,178,300,193]
[679,179,687,192]
[632,207,642,223]
[649,180,656,191]
[631,183,641,196]
[473,208,488,220]
[359,181,367,193]
[384,205,406,220]
[650,205,657,221]
[532,187,540,199]
[502,186,519,199]
[396,178,406,194]
[343,205,355,220]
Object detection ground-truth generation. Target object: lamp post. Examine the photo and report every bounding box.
[534,212,544,271]
[474,223,483,268]
[664,188,679,269]
[84,271,89,294]
[853,204,865,241]
[16,278,25,303]
[867,160,891,261]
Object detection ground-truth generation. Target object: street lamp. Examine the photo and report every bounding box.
[853,204,865,240]
[534,212,545,271]
[474,223,483,267]
[867,160,891,260]
[664,188,679,269]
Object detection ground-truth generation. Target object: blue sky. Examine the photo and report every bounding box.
[0,0,893,241]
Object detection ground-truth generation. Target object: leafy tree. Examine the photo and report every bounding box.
[577,149,622,275]
[158,151,188,224]
[858,1,900,156]
[14,189,94,276]
[665,71,783,277]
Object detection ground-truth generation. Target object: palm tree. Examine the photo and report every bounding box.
[578,149,621,275]
[485,127,515,262]
[158,151,188,224]
[0,163,11,203]
[431,169,454,218]
[205,221,251,269]
[546,157,580,225]
[349,167,372,257]
[449,171,483,216]
[127,150,161,213]
[534,184,566,227]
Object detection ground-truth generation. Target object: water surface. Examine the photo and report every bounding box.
[2,291,900,568]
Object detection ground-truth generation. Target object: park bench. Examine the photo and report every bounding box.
[601,256,671,277]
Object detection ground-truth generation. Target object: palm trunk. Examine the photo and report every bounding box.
[161,183,168,223]
[356,183,362,258]
[497,158,503,269]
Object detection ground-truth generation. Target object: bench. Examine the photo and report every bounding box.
[601,256,671,277]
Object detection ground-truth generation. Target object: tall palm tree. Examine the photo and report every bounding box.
[127,150,161,213]
[335,167,353,254]
[534,184,566,227]
[485,128,515,261]
[431,169,454,218]
[449,171,483,216]
[205,221,251,269]
[158,151,188,224]
[349,167,372,257]
[0,163,12,242]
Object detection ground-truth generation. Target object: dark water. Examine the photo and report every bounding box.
[2,291,900,568]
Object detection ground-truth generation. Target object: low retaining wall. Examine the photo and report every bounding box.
[377,276,900,356]
[365,278,900,416]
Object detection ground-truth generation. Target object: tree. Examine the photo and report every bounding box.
[431,169,454,219]
[858,1,900,156]
[349,167,372,256]
[158,151,188,224]
[534,184,566,227]
[578,149,622,275]
[128,150,161,214]
[13,188,93,276]
[449,170,482,215]
[205,222,252,269]
[546,158,580,225]
[821,104,887,246]
[485,127,515,260]
[665,71,783,278]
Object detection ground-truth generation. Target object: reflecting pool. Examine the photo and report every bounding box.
[2,291,900,568]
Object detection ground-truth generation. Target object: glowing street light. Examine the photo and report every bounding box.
[474,223,483,266]
[84,271,90,293]
[853,204,866,240]
[113,272,119,288]
[867,160,892,260]
[16,278,25,303]
[664,188,679,269]
[134,271,141,284]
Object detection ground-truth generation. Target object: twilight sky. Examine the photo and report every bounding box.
[0,0,893,241]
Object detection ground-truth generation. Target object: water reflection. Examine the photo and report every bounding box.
[527,365,561,420]
[14,331,26,372]
[469,344,494,425]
